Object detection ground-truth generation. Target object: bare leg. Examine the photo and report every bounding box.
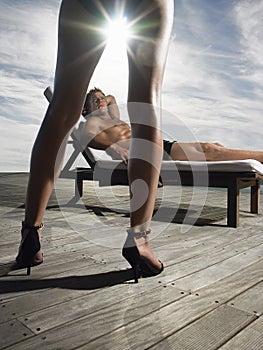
[17,0,109,265]
[170,142,263,162]
[25,1,108,226]
[126,0,174,268]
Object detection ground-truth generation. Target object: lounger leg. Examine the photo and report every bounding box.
[227,183,239,228]
[76,173,83,198]
[61,148,81,176]
[251,180,260,214]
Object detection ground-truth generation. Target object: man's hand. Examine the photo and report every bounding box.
[106,143,129,164]
[106,95,120,120]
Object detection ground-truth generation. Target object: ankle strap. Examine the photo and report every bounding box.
[22,221,44,230]
[127,228,151,239]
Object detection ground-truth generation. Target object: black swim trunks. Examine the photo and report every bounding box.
[163,140,175,160]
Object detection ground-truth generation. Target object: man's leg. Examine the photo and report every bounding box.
[170,142,263,162]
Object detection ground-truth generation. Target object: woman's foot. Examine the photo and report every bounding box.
[15,222,44,275]
[122,229,163,282]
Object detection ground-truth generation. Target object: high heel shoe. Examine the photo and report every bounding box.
[15,221,44,275]
[122,229,164,283]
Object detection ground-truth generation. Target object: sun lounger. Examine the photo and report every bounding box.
[44,86,263,227]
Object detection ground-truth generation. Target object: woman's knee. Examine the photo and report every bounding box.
[127,102,161,130]
[45,102,80,133]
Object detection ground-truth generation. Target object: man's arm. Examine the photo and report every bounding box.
[80,118,129,163]
[106,95,120,120]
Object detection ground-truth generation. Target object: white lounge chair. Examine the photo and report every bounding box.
[44,86,263,227]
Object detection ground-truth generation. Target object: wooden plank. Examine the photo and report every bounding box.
[0,229,259,310]
[149,305,256,350]
[0,287,91,324]
[0,319,34,349]
[78,262,262,350]
[0,257,120,301]
[3,285,184,350]
[220,317,263,350]
[151,225,261,256]
[1,214,261,302]
[171,245,263,292]
[153,233,263,287]
[0,174,262,350]
[5,261,262,350]
[0,257,99,303]
[176,260,262,306]
[0,267,166,324]
[227,281,263,316]
[17,284,184,335]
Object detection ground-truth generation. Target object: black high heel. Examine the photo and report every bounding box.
[122,229,164,283]
[122,244,142,283]
[15,222,44,275]
[139,258,164,277]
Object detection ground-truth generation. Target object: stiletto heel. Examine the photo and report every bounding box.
[15,222,44,275]
[122,229,164,283]
[122,244,142,283]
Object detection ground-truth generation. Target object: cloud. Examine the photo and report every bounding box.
[162,0,263,150]
[233,0,263,85]
[0,1,59,123]
[0,116,38,171]
[234,0,263,66]
[0,0,262,171]
[0,1,60,170]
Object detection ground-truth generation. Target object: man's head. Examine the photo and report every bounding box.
[83,87,107,117]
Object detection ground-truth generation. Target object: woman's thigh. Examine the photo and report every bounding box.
[51,0,111,120]
[127,0,174,103]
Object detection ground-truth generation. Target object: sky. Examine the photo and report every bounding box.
[0,0,262,171]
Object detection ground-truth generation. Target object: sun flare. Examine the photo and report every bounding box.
[104,17,131,45]
[89,17,130,102]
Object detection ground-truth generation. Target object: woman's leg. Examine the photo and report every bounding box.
[23,0,108,228]
[125,0,174,266]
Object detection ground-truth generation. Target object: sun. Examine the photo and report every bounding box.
[89,16,133,100]
[89,16,130,102]
[104,17,131,46]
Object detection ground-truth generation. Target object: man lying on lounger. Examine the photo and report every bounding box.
[80,87,263,164]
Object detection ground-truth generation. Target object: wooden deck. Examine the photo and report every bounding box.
[0,173,262,350]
